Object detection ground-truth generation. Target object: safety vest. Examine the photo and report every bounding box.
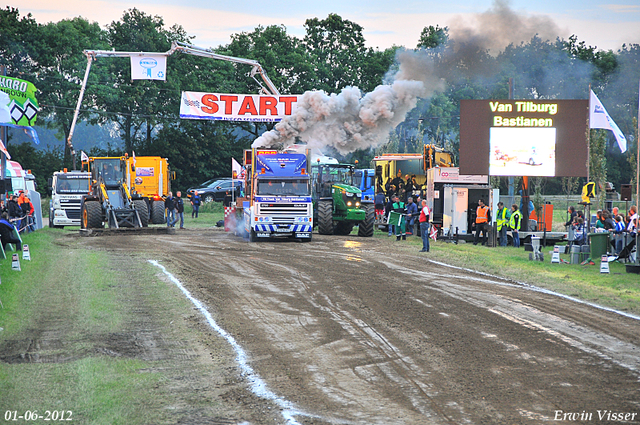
[509,209,522,231]
[496,207,509,231]
[476,205,489,223]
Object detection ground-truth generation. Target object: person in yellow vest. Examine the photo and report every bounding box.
[510,204,522,248]
[473,199,490,246]
[496,201,511,247]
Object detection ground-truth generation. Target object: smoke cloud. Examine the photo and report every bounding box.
[252,50,444,154]
[448,0,566,53]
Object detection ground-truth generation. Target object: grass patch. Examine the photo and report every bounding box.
[0,228,225,424]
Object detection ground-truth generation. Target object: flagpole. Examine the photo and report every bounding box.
[637,79,639,208]
[587,84,591,184]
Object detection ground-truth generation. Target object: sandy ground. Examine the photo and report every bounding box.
[6,227,640,424]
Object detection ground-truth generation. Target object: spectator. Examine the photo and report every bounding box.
[17,191,34,233]
[0,212,21,251]
[385,195,396,237]
[191,190,201,218]
[627,206,637,234]
[174,191,185,229]
[613,215,625,254]
[165,192,175,227]
[418,200,431,252]
[565,206,577,227]
[574,217,587,245]
[374,191,386,225]
[392,195,407,241]
[473,199,490,246]
[510,204,522,248]
[405,196,418,236]
[603,211,616,231]
[7,194,22,231]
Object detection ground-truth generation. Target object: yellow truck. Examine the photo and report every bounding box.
[126,156,174,224]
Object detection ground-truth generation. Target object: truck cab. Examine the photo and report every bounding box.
[243,150,313,242]
[49,169,90,227]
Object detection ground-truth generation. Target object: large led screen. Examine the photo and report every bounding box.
[460,100,589,177]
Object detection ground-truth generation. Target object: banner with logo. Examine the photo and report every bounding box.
[130,54,167,81]
[180,92,300,122]
[0,76,39,126]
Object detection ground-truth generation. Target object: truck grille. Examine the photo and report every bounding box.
[257,203,311,223]
[60,199,82,220]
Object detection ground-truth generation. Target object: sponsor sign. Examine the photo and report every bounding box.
[433,168,488,184]
[136,167,155,177]
[255,196,312,203]
[0,76,39,126]
[130,54,167,81]
[180,92,300,122]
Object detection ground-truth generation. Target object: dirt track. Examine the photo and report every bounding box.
[72,228,640,424]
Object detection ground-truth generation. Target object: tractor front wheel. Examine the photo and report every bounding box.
[133,200,149,227]
[82,201,103,229]
[358,204,375,237]
[317,200,334,235]
[151,200,165,224]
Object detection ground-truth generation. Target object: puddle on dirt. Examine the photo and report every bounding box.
[149,260,322,425]
[343,240,362,250]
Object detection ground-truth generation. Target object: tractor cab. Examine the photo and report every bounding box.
[93,158,125,188]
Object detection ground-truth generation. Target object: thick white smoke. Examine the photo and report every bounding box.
[252,50,444,155]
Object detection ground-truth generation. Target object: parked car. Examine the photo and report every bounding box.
[186,178,243,203]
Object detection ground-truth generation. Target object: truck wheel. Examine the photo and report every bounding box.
[133,200,149,227]
[151,200,165,224]
[334,222,354,235]
[249,228,257,242]
[358,204,375,237]
[317,200,334,235]
[48,210,54,228]
[82,201,103,229]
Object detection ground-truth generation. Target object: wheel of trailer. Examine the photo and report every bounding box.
[151,200,165,224]
[82,201,103,229]
[334,222,354,235]
[317,200,334,235]
[133,200,149,227]
[358,204,375,237]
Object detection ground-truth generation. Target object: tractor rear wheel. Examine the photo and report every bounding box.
[133,200,149,227]
[317,200,334,235]
[334,221,354,235]
[358,204,375,237]
[82,201,103,229]
[151,200,165,224]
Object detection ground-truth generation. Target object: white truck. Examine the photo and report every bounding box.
[48,169,90,227]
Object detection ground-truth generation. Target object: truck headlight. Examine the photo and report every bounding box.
[347,201,352,206]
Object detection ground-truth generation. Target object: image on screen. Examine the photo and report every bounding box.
[489,127,556,177]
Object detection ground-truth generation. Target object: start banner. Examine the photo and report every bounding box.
[180,92,299,122]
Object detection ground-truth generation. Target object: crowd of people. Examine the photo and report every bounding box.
[0,191,34,252]
[566,205,637,254]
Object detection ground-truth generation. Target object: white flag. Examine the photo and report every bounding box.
[590,90,627,153]
[80,151,89,162]
[130,54,167,81]
[232,158,244,180]
[132,150,136,166]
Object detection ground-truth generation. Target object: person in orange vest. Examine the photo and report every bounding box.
[17,191,34,233]
[473,198,491,246]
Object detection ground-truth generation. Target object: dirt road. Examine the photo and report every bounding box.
[76,229,640,424]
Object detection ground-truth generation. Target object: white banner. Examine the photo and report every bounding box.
[590,89,627,153]
[130,54,167,81]
[180,92,299,122]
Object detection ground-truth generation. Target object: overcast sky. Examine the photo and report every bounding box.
[14,0,640,52]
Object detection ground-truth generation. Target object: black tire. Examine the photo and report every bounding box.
[334,221,354,235]
[203,194,214,203]
[82,201,103,229]
[48,209,53,228]
[317,200,334,235]
[133,200,149,227]
[358,204,375,237]
[151,200,165,224]
[249,228,257,242]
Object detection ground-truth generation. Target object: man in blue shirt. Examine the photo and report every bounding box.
[191,190,201,218]
[405,196,418,236]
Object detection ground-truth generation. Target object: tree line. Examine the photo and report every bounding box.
[1,7,638,198]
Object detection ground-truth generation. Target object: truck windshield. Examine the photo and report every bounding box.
[57,175,90,193]
[256,179,310,196]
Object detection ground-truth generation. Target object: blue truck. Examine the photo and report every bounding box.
[243,149,313,242]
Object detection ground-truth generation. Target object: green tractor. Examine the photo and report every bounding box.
[311,163,375,236]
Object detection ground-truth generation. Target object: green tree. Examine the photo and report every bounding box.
[417,25,449,49]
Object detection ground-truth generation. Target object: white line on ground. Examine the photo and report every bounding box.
[148,259,319,425]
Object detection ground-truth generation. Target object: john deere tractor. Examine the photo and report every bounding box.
[311,163,374,237]
[81,157,148,229]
